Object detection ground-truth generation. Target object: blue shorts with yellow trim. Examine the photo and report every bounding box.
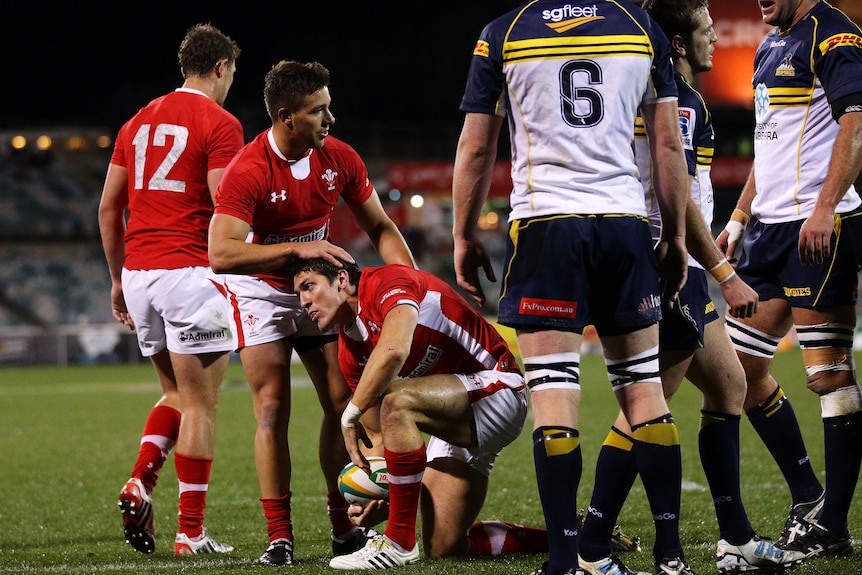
[660,267,719,353]
[737,206,862,308]
[498,214,662,336]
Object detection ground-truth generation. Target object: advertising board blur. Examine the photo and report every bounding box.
[700,0,862,108]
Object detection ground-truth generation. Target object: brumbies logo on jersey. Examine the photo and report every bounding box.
[321,168,338,191]
[775,52,795,77]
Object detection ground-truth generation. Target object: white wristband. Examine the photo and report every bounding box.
[341,402,363,429]
[724,219,746,246]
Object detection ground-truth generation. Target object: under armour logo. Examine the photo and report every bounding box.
[271,190,287,203]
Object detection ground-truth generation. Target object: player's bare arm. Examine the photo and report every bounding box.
[98,164,135,329]
[206,167,227,204]
[347,193,416,268]
[208,212,353,274]
[684,194,758,318]
[341,304,418,467]
[798,109,862,266]
[451,112,504,307]
[642,99,688,306]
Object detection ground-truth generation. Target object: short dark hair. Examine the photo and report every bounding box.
[264,60,330,120]
[643,0,709,46]
[287,257,361,286]
[178,23,240,78]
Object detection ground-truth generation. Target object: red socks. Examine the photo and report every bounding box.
[174,453,212,538]
[131,405,180,492]
[261,492,294,543]
[468,520,549,555]
[383,446,426,550]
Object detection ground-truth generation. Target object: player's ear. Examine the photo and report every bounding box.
[278,108,293,128]
[671,34,687,58]
[214,58,227,79]
[337,267,349,288]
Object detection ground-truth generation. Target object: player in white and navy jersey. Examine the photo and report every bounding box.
[208,60,415,566]
[716,0,862,559]
[288,257,528,569]
[99,23,242,557]
[582,1,806,572]
[452,2,693,575]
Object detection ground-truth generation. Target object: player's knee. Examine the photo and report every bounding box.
[423,532,469,559]
[378,390,419,428]
[254,397,287,432]
[807,367,857,395]
[798,322,855,394]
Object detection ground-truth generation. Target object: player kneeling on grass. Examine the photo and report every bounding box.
[289,256,545,569]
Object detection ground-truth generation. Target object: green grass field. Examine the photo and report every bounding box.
[0,350,860,574]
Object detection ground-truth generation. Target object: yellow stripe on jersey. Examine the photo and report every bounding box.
[696,147,714,166]
[504,35,654,63]
[752,86,813,107]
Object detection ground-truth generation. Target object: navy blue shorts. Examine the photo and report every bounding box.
[498,214,662,336]
[660,267,719,352]
[737,207,862,307]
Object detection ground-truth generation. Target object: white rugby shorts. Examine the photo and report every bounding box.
[426,370,527,477]
[223,274,335,350]
[122,267,234,357]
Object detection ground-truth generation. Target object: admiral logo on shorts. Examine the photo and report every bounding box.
[179,329,228,343]
[519,297,577,318]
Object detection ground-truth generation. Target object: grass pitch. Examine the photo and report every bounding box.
[0,350,860,574]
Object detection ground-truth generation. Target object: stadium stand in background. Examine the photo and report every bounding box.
[1,121,859,365]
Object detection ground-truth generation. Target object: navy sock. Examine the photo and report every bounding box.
[533,426,582,575]
[632,414,683,563]
[699,411,754,544]
[746,387,823,504]
[579,426,637,561]
[819,411,862,535]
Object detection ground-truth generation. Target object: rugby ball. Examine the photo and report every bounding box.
[337,456,389,506]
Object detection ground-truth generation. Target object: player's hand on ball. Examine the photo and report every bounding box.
[348,499,389,528]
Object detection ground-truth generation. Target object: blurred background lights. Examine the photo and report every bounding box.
[409,194,424,208]
[387,188,401,202]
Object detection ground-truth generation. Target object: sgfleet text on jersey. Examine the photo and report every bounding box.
[543,3,600,22]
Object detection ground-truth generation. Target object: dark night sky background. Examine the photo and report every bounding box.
[4,2,526,136]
